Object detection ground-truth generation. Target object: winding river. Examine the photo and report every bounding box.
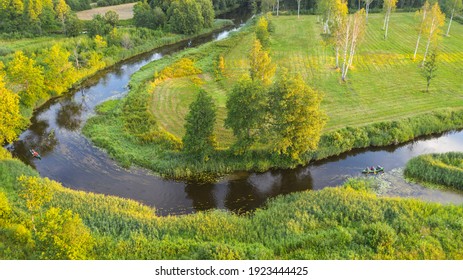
[8,9,463,216]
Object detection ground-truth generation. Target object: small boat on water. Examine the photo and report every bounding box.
[29,149,42,160]
[362,165,384,174]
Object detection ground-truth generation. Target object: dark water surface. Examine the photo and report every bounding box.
[8,10,463,215]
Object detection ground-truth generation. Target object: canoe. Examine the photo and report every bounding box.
[362,166,384,174]
[29,149,42,160]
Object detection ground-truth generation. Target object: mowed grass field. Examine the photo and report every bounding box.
[150,13,463,148]
[76,3,136,20]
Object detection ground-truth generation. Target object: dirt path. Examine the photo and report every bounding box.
[76,3,136,20]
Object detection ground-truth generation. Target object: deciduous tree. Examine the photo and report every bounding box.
[249,39,276,86]
[0,68,24,144]
[7,51,46,107]
[35,207,94,260]
[183,89,217,160]
[269,69,326,160]
[341,9,366,81]
[383,0,398,39]
[18,176,53,230]
[441,0,462,36]
[422,3,445,64]
[256,16,270,47]
[421,49,438,92]
[41,44,77,96]
[413,1,430,60]
[225,77,267,154]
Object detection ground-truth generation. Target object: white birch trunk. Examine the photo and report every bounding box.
[446,8,455,36]
[297,0,301,18]
[423,18,436,64]
[276,0,279,16]
[341,20,351,81]
[413,8,427,60]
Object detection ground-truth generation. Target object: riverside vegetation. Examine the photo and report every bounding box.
[84,11,463,180]
[404,152,463,190]
[0,0,235,145]
[2,149,463,259]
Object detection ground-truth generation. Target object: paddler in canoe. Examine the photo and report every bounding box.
[29,149,42,160]
[362,165,384,174]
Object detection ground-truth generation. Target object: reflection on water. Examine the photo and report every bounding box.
[7,8,463,216]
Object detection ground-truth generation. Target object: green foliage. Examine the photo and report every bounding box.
[183,89,217,160]
[133,1,166,30]
[35,207,94,259]
[269,69,326,160]
[225,76,267,154]
[40,44,77,95]
[421,49,438,92]
[7,51,46,107]
[168,0,205,34]
[0,0,72,35]
[313,109,463,162]
[3,156,463,259]
[104,10,119,28]
[255,16,270,47]
[17,175,53,218]
[87,14,112,37]
[0,70,26,144]
[248,39,275,86]
[404,152,463,191]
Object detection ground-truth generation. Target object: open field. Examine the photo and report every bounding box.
[149,13,463,143]
[76,3,136,20]
[83,13,463,178]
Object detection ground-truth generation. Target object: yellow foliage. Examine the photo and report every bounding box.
[94,35,107,49]
[151,58,202,90]
[0,71,24,144]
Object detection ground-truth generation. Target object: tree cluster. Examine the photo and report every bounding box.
[225,39,326,160]
[0,0,78,36]
[133,0,215,34]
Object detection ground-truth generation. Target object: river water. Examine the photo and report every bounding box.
[9,10,463,215]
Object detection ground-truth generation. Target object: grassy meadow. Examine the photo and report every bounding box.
[151,13,463,141]
[83,13,463,179]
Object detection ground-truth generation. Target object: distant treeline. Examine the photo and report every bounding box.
[66,0,248,12]
[260,0,443,13]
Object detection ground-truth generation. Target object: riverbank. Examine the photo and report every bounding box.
[83,13,463,181]
[2,151,463,259]
[1,19,234,135]
[404,152,463,191]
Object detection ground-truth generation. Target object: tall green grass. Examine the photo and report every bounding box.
[2,158,463,259]
[404,152,463,190]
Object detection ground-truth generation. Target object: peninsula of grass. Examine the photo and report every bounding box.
[2,152,463,259]
[404,152,463,191]
[83,13,463,180]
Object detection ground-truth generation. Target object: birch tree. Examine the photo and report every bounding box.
[363,0,374,20]
[413,1,430,60]
[441,0,463,36]
[422,3,445,64]
[341,9,366,81]
[276,0,280,16]
[297,0,302,18]
[317,0,348,68]
[383,0,397,39]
